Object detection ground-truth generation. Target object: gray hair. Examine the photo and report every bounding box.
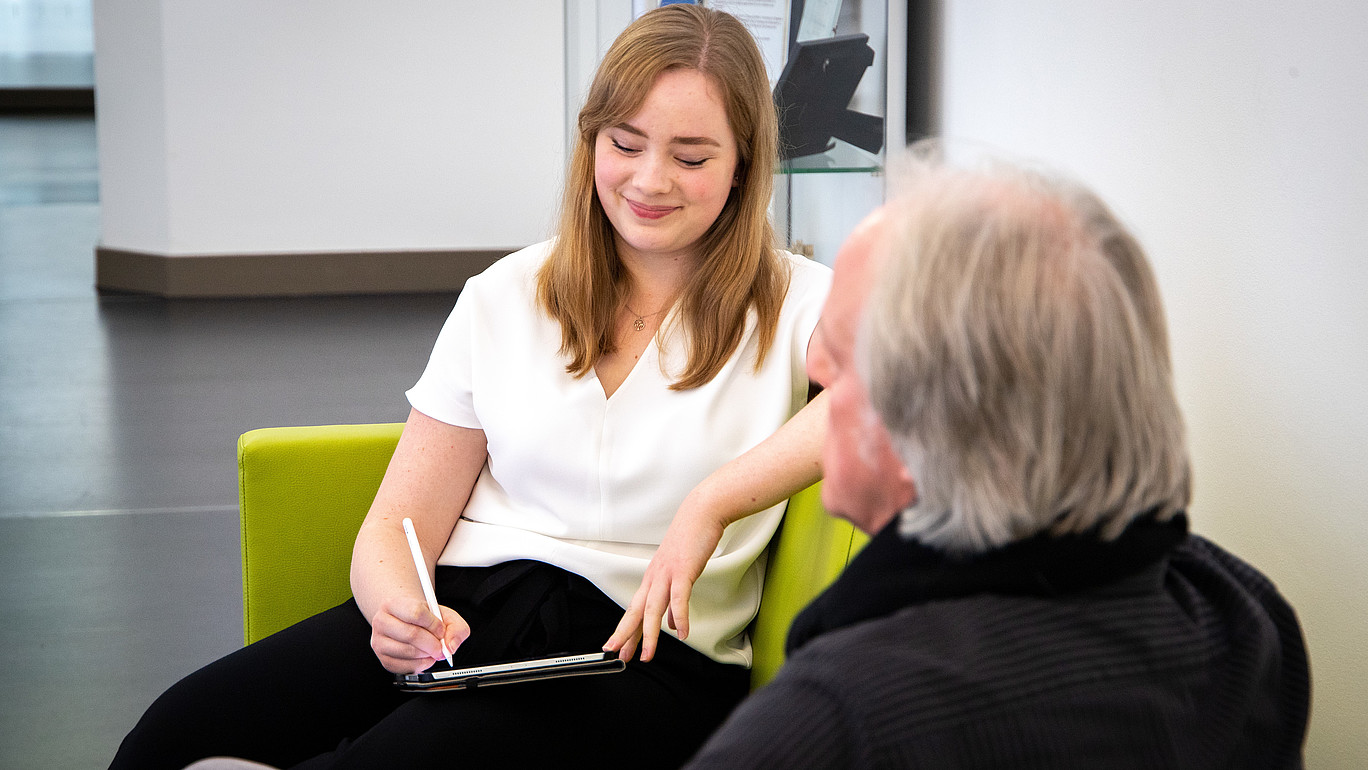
[858,145,1191,554]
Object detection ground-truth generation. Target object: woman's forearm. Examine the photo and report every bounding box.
[351,519,433,625]
[349,409,488,624]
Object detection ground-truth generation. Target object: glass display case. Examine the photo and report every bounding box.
[772,0,895,265]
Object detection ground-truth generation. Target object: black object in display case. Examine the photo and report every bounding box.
[773,33,885,160]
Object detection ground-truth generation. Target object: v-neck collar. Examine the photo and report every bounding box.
[594,331,662,401]
[594,304,685,401]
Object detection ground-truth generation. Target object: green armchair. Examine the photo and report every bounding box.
[237,423,866,690]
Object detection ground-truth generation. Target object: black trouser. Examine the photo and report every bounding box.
[109,561,750,769]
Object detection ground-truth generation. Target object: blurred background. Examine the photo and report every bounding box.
[1,1,1364,767]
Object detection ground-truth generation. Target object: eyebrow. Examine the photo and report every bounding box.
[614,122,721,148]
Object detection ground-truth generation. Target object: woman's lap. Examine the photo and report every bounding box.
[296,645,745,768]
[110,561,748,770]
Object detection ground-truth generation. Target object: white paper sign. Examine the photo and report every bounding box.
[705,0,791,85]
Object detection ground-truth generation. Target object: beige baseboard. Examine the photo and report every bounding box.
[95,247,513,298]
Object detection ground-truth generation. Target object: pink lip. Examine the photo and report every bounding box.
[627,200,678,220]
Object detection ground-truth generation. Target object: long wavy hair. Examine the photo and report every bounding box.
[535,4,787,390]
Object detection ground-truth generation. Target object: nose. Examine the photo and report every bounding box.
[633,151,673,195]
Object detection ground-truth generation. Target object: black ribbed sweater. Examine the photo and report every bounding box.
[687,513,1310,769]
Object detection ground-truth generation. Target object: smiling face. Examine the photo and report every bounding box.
[807,207,918,534]
[594,68,740,266]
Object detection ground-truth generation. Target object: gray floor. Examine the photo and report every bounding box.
[0,115,460,769]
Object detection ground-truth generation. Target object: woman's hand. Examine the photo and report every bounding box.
[605,394,829,662]
[604,503,727,663]
[350,410,487,673]
[368,597,472,674]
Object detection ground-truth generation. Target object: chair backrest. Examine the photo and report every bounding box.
[237,422,865,689]
[238,423,403,644]
[749,483,866,688]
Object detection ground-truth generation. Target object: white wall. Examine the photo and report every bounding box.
[92,0,169,253]
[941,1,1368,765]
[94,0,565,257]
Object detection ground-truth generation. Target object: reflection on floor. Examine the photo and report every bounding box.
[0,115,460,769]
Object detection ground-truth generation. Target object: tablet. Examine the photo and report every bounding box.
[394,650,625,692]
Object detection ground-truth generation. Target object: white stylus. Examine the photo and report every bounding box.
[401,517,454,667]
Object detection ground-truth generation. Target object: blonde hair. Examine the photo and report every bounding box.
[861,147,1192,553]
[535,4,787,390]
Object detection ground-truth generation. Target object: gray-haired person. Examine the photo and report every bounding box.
[687,147,1310,768]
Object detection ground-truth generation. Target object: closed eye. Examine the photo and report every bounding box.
[608,131,711,167]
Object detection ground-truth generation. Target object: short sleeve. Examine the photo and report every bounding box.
[781,253,834,405]
[406,287,481,429]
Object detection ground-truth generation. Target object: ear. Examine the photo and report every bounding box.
[895,463,918,510]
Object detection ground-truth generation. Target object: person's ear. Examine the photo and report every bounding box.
[895,464,918,510]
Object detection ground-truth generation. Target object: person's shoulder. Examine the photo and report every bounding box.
[773,249,832,307]
[1175,534,1274,586]
[1172,534,1293,608]
[777,248,834,281]
[1171,534,1305,634]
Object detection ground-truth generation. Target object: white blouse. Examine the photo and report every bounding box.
[406,240,831,665]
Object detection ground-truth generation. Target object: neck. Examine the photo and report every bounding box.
[618,259,693,318]
[615,237,699,301]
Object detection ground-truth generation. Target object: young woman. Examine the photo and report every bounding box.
[111,6,831,768]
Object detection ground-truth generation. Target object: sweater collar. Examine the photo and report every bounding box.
[786,511,1190,655]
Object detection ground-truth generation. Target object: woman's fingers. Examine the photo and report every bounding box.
[669,577,692,641]
[633,574,693,662]
[605,572,672,662]
[370,624,436,673]
[605,585,649,661]
[638,597,663,662]
[369,598,458,674]
[439,605,471,653]
[605,623,642,663]
[607,517,716,662]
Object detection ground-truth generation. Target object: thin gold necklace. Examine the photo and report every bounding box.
[624,301,668,332]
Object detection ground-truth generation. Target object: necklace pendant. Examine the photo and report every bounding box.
[633,318,646,332]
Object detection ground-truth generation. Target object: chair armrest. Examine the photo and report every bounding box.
[238,423,404,644]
